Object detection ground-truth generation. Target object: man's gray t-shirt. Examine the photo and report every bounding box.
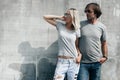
[56,21,80,58]
[79,20,107,63]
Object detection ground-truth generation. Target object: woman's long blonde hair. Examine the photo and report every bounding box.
[69,8,80,30]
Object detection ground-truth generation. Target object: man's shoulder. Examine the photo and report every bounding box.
[80,20,88,28]
[80,20,87,24]
[97,21,106,29]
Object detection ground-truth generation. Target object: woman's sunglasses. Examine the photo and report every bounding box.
[64,13,71,17]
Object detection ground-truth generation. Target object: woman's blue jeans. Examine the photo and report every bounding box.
[53,58,80,80]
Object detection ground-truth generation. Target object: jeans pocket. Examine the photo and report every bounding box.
[96,62,102,66]
[98,61,102,65]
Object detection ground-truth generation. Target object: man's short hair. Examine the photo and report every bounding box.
[85,3,102,18]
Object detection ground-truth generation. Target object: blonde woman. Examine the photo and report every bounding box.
[43,8,81,80]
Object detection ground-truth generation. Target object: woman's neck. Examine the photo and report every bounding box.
[66,23,74,30]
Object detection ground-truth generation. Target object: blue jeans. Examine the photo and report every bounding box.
[77,62,101,80]
[54,58,80,80]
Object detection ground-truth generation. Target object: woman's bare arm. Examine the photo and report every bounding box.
[75,38,82,63]
[43,15,64,26]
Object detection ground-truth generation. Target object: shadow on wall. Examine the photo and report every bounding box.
[37,41,67,80]
[116,33,120,80]
[37,41,58,80]
[9,41,60,80]
[38,58,56,80]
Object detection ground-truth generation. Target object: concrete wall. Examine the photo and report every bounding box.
[0,0,120,80]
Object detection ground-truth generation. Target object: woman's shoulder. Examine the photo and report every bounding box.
[56,20,65,24]
[56,20,65,29]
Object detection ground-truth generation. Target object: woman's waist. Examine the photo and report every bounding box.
[58,55,74,59]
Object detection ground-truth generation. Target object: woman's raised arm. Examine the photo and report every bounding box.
[43,15,64,27]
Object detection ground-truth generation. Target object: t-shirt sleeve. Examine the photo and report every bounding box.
[55,20,62,30]
[76,29,81,38]
[101,26,107,42]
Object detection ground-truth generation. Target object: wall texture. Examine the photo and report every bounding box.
[0,0,120,80]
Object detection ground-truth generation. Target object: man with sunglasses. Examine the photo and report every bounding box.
[77,3,108,80]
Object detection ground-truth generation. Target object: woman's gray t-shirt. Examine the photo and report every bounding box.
[56,21,80,58]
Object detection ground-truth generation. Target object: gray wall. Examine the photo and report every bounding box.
[0,0,120,80]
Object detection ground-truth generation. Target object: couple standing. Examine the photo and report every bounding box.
[43,3,108,80]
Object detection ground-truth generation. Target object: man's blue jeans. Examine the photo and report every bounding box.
[77,62,101,80]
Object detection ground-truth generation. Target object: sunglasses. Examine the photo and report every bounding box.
[64,13,71,17]
[84,10,94,13]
